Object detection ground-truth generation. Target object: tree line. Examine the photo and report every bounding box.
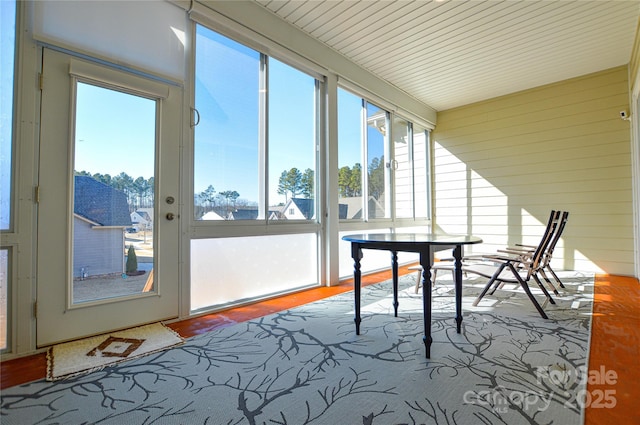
[338,156,384,199]
[273,156,385,203]
[76,154,385,218]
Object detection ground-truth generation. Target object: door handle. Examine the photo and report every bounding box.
[166,212,176,221]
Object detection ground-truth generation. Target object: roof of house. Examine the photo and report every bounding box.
[74,175,132,227]
[228,208,259,220]
[133,208,153,221]
[289,198,314,220]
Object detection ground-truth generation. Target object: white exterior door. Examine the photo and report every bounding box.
[36,48,182,346]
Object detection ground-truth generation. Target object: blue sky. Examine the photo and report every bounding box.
[74,82,156,180]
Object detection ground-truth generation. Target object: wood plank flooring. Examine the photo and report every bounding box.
[1,268,638,425]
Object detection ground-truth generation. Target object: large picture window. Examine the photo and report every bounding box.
[194,26,318,222]
[191,25,321,311]
[337,88,430,222]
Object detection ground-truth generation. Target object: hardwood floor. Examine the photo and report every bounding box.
[1,268,638,425]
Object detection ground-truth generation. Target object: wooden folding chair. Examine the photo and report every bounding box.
[413,210,563,318]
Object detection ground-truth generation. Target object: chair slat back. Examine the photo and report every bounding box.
[543,211,569,265]
[526,210,561,275]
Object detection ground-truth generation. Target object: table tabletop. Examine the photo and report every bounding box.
[342,232,483,246]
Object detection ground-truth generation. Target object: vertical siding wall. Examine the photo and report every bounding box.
[433,66,634,276]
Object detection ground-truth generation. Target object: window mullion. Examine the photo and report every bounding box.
[259,54,268,220]
[361,100,369,221]
[384,111,393,220]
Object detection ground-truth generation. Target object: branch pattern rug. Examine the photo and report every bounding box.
[1,272,594,425]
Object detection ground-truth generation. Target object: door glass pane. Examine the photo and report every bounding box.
[393,117,413,219]
[268,59,317,220]
[366,102,388,219]
[73,82,156,304]
[194,26,260,221]
[337,88,363,220]
[1,0,16,231]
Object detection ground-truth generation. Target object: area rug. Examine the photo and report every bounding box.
[2,272,594,425]
[46,322,184,381]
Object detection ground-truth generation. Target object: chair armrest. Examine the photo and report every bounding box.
[480,253,522,264]
[498,248,533,257]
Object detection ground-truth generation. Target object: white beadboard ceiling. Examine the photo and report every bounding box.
[254,0,640,111]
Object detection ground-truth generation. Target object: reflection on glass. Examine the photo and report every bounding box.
[1,0,17,230]
[366,102,388,218]
[72,82,156,303]
[268,58,317,220]
[194,25,260,220]
[0,248,8,350]
[337,88,364,220]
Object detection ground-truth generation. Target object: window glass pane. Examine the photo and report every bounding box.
[195,26,260,220]
[0,248,9,351]
[393,117,413,219]
[191,234,318,311]
[366,102,388,219]
[413,124,429,218]
[337,89,363,220]
[1,0,16,230]
[268,59,317,220]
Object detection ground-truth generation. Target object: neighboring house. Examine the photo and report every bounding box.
[73,175,132,278]
[131,208,153,230]
[201,210,225,220]
[282,198,314,220]
[338,203,348,220]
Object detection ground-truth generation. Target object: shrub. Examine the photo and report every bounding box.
[126,245,138,274]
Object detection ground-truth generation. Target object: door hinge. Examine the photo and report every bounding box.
[33,301,38,319]
[34,185,40,203]
[38,72,44,91]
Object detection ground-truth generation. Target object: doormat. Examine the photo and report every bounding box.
[46,323,183,381]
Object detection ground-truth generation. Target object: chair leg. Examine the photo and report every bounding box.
[507,264,549,319]
[414,267,437,293]
[488,279,504,296]
[472,263,506,306]
[414,269,422,293]
[537,269,559,295]
[547,266,565,288]
[532,274,555,305]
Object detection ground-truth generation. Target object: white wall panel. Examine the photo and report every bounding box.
[433,67,635,276]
